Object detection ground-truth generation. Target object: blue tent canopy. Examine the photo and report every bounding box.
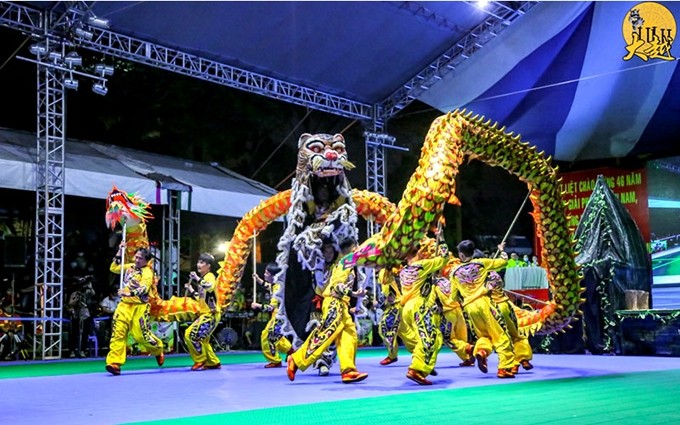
[11,1,680,163]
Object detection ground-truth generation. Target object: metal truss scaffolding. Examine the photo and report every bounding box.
[33,41,66,360]
[378,1,538,120]
[364,129,408,237]
[161,190,182,299]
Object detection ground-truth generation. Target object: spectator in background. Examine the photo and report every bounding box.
[98,286,120,354]
[531,255,540,267]
[228,287,246,312]
[66,275,96,358]
[507,252,526,268]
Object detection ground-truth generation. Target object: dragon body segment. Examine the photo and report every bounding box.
[342,112,581,334]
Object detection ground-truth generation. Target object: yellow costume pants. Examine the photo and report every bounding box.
[106,303,163,366]
[441,307,470,361]
[291,297,358,373]
[184,311,221,366]
[497,301,533,365]
[464,297,515,369]
[378,303,418,359]
[401,296,442,376]
[260,308,292,363]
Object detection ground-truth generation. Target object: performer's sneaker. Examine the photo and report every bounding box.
[459,358,475,367]
[429,368,438,376]
[287,355,298,381]
[379,356,398,366]
[521,360,534,371]
[341,370,368,383]
[510,364,520,375]
[318,365,330,376]
[191,362,205,371]
[264,361,282,368]
[105,363,121,376]
[459,343,475,366]
[202,363,221,370]
[155,352,165,367]
[475,349,488,374]
[497,368,516,379]
[406,368,432,386]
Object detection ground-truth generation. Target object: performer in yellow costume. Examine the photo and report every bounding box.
[184,253,222,371]
[308,241,340,376]
[449,240,515,379]
[399,243,449,386]
[433,272,475,367]
[487,270,534,374]
[287,238,369,383]
[377,266,418,366]
[106,246,164,375]
[252,263,293,368]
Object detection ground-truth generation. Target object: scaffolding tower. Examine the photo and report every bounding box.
[33,39,66,360]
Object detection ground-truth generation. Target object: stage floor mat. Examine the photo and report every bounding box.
[2,348,680,425]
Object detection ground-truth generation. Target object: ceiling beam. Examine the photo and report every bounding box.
[0,1,374,121]
[377,1,538,121]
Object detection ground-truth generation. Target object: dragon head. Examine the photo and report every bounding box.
[105,185,153,230]
[296,133,355,182]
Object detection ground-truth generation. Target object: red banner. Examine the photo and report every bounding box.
[557,167,650,242]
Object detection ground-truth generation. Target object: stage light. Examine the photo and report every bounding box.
[29,43,47,57]
[92,81,108,95]
[64,77,79,90]
[74,27,93,41]
[87,16,109,28]
[95,63,114,77]
[64,51,82,68]
[48,51,63,63]
[217,241,230,253]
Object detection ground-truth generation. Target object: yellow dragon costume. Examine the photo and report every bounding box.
[109,110,582,339]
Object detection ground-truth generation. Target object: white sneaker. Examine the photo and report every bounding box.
[318,365,329,376]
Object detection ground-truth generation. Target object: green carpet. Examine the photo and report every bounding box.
[125,369,680,425]
[0,347,389,379]
[0,352,260,378]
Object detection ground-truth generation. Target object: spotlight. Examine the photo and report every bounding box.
[48,51,63,63]
[64,51,82,68]
[95,63,114,77]
[92,81,108,95]
[74,27,93,41]
[64,77,79,90]
[29,43,48,57]
[87,16,109,28]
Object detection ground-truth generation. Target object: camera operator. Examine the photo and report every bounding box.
[66,275,96,358]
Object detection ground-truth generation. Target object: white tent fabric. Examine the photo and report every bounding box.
[0,127,277,218]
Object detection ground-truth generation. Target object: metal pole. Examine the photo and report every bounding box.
[119,219,127,290]
[493,190,531,259]
[252,232,257,303]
